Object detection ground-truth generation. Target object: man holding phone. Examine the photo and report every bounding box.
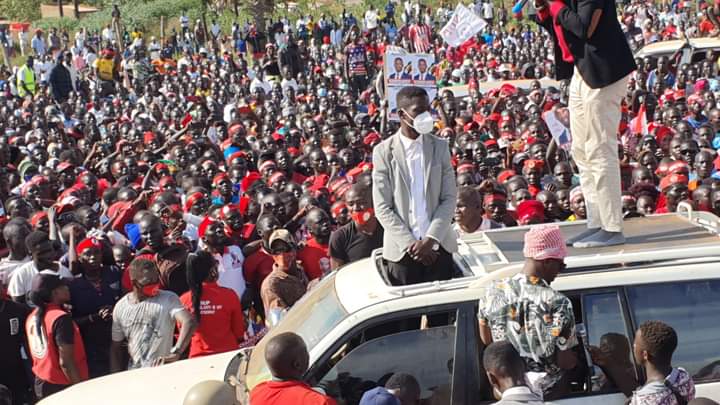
[534,0,636,248]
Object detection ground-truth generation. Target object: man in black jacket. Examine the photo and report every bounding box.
[535,0,636,248]
[48,53,74,103]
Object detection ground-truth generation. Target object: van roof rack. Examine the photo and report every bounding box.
[460,209,720,275]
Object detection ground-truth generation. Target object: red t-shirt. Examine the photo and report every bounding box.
[179,282,245,358]
[297,237,330,281]
[249,380,337,405]
[243,248,275,290]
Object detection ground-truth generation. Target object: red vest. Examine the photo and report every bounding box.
[26,304,89,385]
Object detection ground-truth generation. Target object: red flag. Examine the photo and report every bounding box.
[180,113,192,128]
[631,103,648,135]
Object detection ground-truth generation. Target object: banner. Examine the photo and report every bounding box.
[440,3,488,47]
[384,51,437,121]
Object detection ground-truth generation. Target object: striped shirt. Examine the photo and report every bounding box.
[111,290,184,369]
[409,23,431,53]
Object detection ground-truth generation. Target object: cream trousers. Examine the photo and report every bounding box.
[569,67,629,233]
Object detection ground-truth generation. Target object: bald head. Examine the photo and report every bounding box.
[264,332,309,380]
[3,218,31,258]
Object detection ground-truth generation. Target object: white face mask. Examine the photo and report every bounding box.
[403,110,434,135]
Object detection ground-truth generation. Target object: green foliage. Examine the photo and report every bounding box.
[0,0,43,22]
[34,17,81,32]
[33,0,201,34]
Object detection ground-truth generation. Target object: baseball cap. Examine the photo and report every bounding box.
[359,387,400,405]
[268,229,297,252]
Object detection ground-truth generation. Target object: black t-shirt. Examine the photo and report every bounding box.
[329,221,383,264]
[0,299,30,391]
[52,314,75,346]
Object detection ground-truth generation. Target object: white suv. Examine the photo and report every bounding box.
[40,212,720,405]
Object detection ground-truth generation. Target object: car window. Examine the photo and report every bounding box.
[627,279,720,382]
[582,292,636,394]
[245,273,348,389]
[691,51,707,65]
[318,320,456,405]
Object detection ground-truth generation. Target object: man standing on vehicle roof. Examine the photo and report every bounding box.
[534,0,636,248]
[477,226,578,399]
[372,86,457,286]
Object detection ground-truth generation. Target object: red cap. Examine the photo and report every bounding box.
[184,192,205,213]
[457,163,475,174]
[523,159,544,170]
[143,131,156,144]
[659,173,688,190]
[517,200,545,224]
[363,132,382,146]
[241,172,262,192]
[213,172,230,186]
[76,237,103,256]
[57,162,74,173]
[497,169,517,184]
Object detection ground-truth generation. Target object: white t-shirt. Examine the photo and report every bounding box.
[102,27,114,42]
[7,261,72,303]
[0,256,30,288]
[211,23,221,38]
[213,245,246,300]
[111,290,185,369]
[365,10,379,30]
[483,2,494,19]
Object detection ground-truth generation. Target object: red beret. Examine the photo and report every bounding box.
[517,200,545,224]
[76,237,103,256]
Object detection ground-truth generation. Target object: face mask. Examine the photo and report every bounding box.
[141,282,161,297]
[403,110,434,135]
[351,207,375,226]
[272,252,295,269]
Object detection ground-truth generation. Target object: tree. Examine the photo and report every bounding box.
[58,0,65,18]
[73,0,80,19]
[246,0,272,33]
[0,0,42,21]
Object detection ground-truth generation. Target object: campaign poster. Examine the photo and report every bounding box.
[543,107,572,150]
[384,51,437,121]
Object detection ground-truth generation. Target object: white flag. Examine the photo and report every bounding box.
[440,3,488,47]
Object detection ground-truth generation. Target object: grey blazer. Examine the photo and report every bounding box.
[372,131,458,262]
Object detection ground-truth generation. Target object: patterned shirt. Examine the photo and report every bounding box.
[409,24,431,53]
[630,368,695,405]
[344,43,368,77]
[111,290,184,369]
[478,274,577,389]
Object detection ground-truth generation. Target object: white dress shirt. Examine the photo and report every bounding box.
[399,133,429,240]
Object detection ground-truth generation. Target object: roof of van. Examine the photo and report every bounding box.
[334,212,720,314]
[636,38,720,57]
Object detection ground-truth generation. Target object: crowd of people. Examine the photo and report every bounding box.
[0,0,719,403]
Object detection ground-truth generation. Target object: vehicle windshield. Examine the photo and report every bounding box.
[245,272,348,389]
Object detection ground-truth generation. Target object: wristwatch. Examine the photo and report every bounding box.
[431,242,440,252]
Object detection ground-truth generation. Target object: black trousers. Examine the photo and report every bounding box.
[34,377,67,400]
[386,248,453,286]
[349,75,368,98]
